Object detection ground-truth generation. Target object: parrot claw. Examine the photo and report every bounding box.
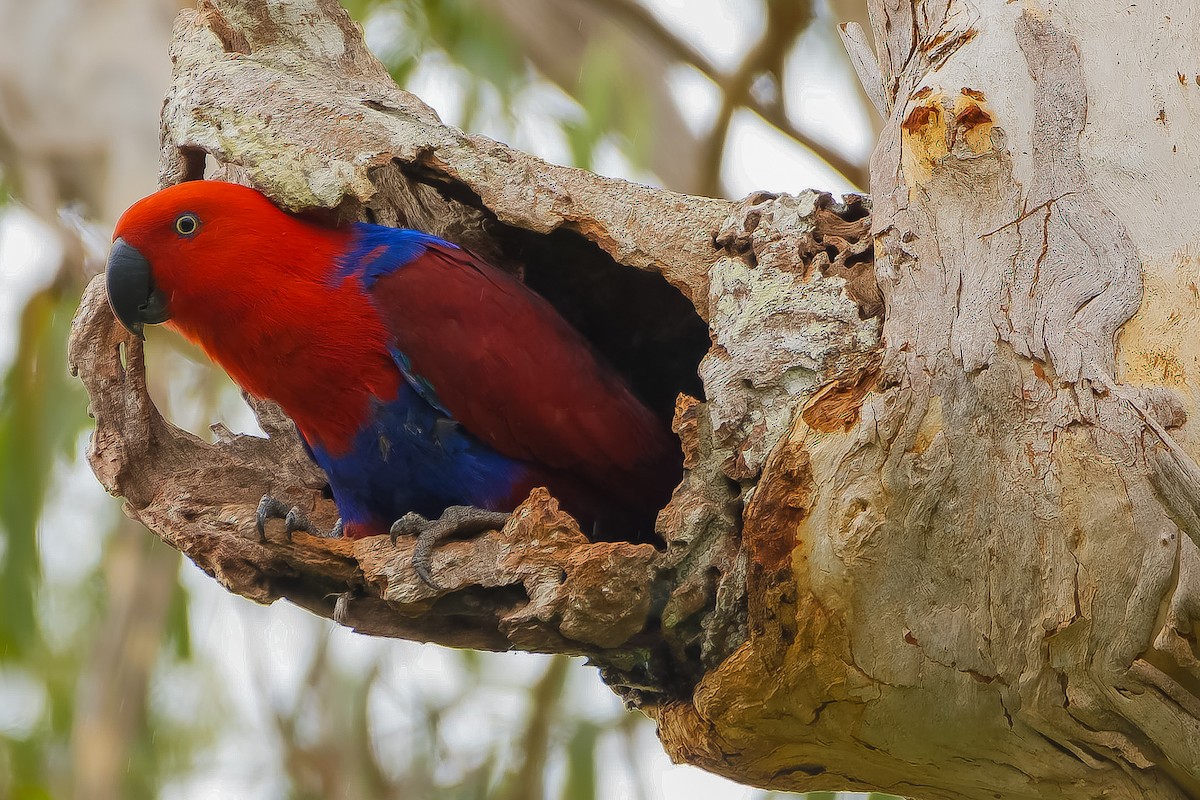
[256,494,342,541]
[255,495,289,541]
[389,506,509,589]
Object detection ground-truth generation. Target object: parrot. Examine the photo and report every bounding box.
[105,180,680,584]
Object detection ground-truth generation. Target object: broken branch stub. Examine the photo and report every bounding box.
[71,0,880,783]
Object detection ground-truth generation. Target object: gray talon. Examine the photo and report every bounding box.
[389,506,509,589]
[284,507,312,540]
[388,512,425,546]
[256,495,289,541]
[256,494,342,541]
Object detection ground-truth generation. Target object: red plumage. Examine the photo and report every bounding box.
[113,183,400,454]
[372,241,679,521]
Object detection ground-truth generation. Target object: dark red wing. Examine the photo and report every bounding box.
[368,242,678,513]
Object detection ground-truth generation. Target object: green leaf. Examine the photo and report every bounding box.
[0,286,89,658]
[421,0,523,100]
[162,562,191,660]
[563,39,653,172]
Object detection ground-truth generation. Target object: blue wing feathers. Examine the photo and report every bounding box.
[334,223,454,288]
[308,383,527,529]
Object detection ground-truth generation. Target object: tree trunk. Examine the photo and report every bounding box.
[67,1,1200,797]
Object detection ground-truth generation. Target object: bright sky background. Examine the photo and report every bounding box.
[0,1,876,798]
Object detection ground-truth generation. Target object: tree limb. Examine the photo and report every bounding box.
[70,0,879,726]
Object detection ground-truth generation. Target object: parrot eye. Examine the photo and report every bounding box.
[174,212,200,237]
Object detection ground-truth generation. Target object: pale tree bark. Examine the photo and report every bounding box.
[67,0,1200,798]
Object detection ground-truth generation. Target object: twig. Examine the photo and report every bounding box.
[698,1,814,196]
[578,0,868,192]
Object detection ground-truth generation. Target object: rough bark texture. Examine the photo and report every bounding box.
[771,1,1199,798]
[68,0,1200,797]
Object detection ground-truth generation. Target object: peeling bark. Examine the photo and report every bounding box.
[68,0,1200,797]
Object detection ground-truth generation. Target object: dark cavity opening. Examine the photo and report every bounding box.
[178,147,208,183]
[395,158,709,426]
[508,226,708,423]
[835,193,870,222]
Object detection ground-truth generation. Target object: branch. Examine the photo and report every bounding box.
[502,655,570,800]
[70,0,884,791]
[697,2,814,197]
[478,0,709,195]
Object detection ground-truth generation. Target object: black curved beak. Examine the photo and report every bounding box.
[105,238,170,340]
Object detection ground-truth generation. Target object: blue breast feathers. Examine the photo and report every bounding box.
[305,382,527,530]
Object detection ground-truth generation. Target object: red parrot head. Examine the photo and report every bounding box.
[104,180,341,340]
[104,180,399,451]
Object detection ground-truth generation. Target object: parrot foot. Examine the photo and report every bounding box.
[390,506,509,589]
[255,495,343,542]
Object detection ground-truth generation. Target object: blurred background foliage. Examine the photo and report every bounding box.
[0,1,887,798]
